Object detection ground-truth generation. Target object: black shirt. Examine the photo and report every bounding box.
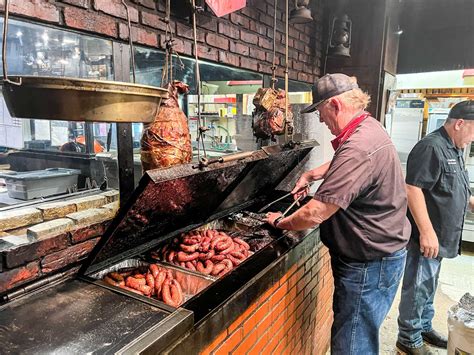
[405,126,470,258]
[315,117,410,261]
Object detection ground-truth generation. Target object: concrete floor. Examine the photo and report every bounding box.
[380,250,474,354]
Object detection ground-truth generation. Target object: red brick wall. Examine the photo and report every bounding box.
[201,244,333,355]
[1,0,324,83]
[0,222,108,295]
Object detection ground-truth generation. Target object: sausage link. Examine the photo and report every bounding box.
[155,270,167,297]
[108,272,124,282]
[177,251,199,262]
[214,238,233,251]
[126,276,145,290]
[200,242,210,252]
[211,236,228,249]
[199,249,215,261]
[139,284,152,296]
[228,254,242,266]
[149,264,160,278]
[233,237,250,250]
[219,244,235,255]
[167,250,176,263]
[161,280,178,307]
[230,251,246,260]
[170,279,184,306]
[185,261,197,271]
[211,263,226,276]
[222,259,233,270]
[182,236,200,245]
[119,270,134,278]
[104,275,121,287]
[146,272,155,289]
[196,260,214,275]
[134,274,145,279]
[180,243,200,253]
[211,254,225,263]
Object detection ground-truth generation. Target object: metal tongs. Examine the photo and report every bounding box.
[258,183,312,213]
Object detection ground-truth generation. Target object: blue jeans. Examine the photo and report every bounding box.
[397,239,443,348]
[330,248,407,355]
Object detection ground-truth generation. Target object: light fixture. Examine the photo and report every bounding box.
[15,30,22,37]
[394,25,403,35]
[328,14,352,57]
[289,0,313,24]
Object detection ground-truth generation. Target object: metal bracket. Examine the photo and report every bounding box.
[192,151,254,170]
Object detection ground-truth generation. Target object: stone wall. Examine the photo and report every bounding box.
[0,191,118,294]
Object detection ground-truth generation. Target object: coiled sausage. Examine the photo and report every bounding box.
[177,251,199,262]
[196,260,214,275]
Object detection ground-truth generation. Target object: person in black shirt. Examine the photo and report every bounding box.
[397,100,474,355]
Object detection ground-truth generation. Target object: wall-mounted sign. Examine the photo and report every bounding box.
[205,0,246,17]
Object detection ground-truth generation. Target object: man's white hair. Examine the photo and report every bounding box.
[338,88,371,111]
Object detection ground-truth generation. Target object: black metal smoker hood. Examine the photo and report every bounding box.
[80,141,318,275]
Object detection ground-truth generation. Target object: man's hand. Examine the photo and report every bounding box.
[291,172,312,200]
[406,183,439,259]
[266,212,283,228]
[291,162,331,201]
[419,229,439,258]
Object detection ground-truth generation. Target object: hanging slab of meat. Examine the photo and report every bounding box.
[252,88,293,141]
[141,81,192,171]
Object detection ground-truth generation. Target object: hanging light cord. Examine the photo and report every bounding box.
[270,0,278,89]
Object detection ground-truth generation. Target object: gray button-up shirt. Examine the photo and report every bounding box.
[315,117,411,261]
[406,126,470,258]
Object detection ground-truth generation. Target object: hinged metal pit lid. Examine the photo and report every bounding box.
[81,141,318,275]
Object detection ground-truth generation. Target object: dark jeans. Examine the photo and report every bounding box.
[330,248,407,355]
[397,239,443,348]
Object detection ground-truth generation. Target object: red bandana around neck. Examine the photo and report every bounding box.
[331,111,370,151]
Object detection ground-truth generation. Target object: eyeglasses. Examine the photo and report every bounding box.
[314,100,328,119]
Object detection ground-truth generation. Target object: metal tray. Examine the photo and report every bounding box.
[90,258,213,306]
[2,76,168,123]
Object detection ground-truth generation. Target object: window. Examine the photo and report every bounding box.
[0,19,117,208]
[133,46,265,158]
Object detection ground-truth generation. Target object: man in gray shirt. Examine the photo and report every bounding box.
[397,100,474,355]
[266,73,410,354]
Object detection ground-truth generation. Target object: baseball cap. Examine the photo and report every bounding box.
[448,100,474,120]
[300,73,359,114]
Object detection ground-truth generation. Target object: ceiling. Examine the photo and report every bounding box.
[397,0,474,73]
